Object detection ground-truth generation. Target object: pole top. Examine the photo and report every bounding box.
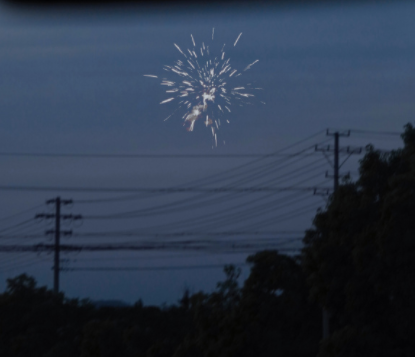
[326,129,350,137]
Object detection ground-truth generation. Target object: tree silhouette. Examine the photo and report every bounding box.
[302,124,415,356]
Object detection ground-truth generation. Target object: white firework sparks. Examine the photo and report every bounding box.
[145,29,264,146]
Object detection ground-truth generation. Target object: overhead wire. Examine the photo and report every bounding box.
[0,204,45,223]
[0,234,49,240]
[0,152,324,159]
[79,146,332,224]
[0,140,332,197]
[64,263,249,272]
[157,176,329,234]
[0,129,403,278]
[71,139,332,242]
[239,198,326,231]
[83,156,329,220]
[90,171,329,235]
[0,242,302,254]
[0,252,32,267]
[74,231,303,238]
[0,257,46,273]
[59,236,306,274]
[0,252,43,271]
[348,129,402,136]
[0,134,330,239]
[0,219,36,235]
[0,131,333,275]
[73,129,328,203]
[190,192,322,233]
[69,151,319,204]
[21,136,326,231]
[69,251,250,262]
[0,220,49,243]
[0,185,331,193]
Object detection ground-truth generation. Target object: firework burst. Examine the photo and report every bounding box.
[144,29,264,146]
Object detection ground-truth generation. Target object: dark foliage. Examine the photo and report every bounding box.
[302,124,415,356]
[0,254,319,357]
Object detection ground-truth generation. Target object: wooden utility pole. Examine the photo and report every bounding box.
[35,197,81,294]
[53,196,61,295]
[315,130,362,339]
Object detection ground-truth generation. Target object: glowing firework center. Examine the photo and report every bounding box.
[145,29,263,146]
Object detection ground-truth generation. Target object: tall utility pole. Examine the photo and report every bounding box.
[52,197,62,295]
[35,197,82,294]
[316,130,362,339]
[334,132,339,192]
[325,132,340,339]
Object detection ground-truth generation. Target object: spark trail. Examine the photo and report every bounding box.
[145,30,264,146]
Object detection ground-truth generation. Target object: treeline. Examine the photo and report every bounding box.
[0,253,321,357]
[1,124,415,357]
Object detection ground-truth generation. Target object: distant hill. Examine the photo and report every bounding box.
[92,299,130,308]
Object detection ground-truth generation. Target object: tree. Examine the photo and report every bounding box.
[241,251,320,357]
[176,255,320,357]
[302,124,415,356]
[0,274,95,357]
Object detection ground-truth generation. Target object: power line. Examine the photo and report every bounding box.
[73,231,303,238]
[0,252,34,269]
[64,263,249,272]
[83,162,328,220]
[73,149,321,206]
[0,234,48,240]
[97,192,310,234]
[238,199,325,231]
[75,130,329,203]
[0,132,341,285]
[0,250,50,272]
[0,152,324,159]
[0,219,35,234]
[348,129,402,136]
[0,139,333,225]
[0,185,331,193]
[0,223,42,240]
[0,238,304,253]
[130,177,329,234]
[70,252,226,262]
[0,130,327,163]
[0,146,328,229]
[0,257,45,273]
[0,204,44,223]
[194,194,320,233]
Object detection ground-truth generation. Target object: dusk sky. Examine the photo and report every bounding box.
[0,0,414,305]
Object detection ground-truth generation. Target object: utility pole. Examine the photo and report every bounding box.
[334,132,339,192]
[35,197,82,294]
[54,197,60,294]
[315,130,362,340]
[324,132,340,340]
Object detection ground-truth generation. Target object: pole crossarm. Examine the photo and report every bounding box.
[315,145,362,154]
[35,214,82,220]
[45,230,73,236]
[47,198,72,205]
[62,214,83,220]
[326,129,350,137]
[35,214,55,219]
